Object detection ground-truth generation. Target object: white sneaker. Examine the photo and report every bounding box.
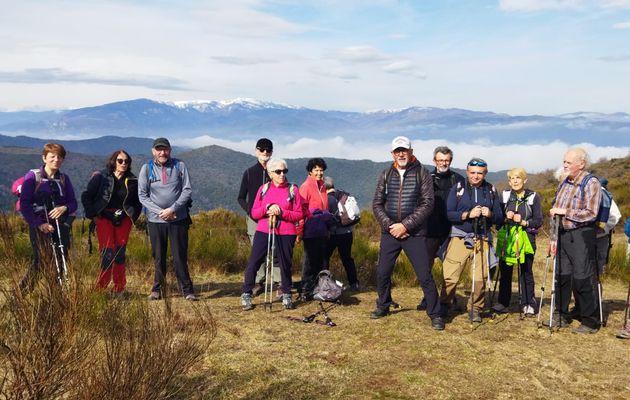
[491,303,508,314]
[522,305,535,317]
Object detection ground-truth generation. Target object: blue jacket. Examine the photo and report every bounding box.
[446,180,503,235]
[625,218,630,242]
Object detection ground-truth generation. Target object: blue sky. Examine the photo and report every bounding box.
[1,0,629,114]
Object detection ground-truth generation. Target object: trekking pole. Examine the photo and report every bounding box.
[537,218,555,327]
[596,265,605,327]
[515,226,523,320]
[490,222,511,309]
[43,203,64,285]
[51,200,69,282]
[470,218,478,323]
[547,215,561,332]
[263,215,277,312]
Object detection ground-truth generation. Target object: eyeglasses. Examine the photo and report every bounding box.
[435,158,452,164]
[257,148,273,154]
[273,169,288,175]
[116,158,129,165]
[468,160,487,167]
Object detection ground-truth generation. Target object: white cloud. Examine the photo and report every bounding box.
[331,46,389,63]
[602,0,630,8]
[177,135,630,173]
[499,0,584,11]
[612,21,630,29]
[382,61,426,78]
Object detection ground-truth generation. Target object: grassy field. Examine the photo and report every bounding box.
[1,211,629,399]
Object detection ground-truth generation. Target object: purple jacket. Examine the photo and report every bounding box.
[303,208,336,239]
[251,182,304,235]
[19,166,77,228]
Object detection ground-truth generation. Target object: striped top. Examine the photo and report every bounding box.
[552,170,601,231]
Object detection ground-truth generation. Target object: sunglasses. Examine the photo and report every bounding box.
[257,148,273,154]
[116,158,130,165]
[273,169,288,175]
[468,160,487,167]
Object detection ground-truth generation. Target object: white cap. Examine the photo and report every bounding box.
[391,136,411,151]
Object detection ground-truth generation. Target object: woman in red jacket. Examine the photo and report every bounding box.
[241,158,304,311]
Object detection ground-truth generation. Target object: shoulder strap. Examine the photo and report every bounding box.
[260,182,271,199]
[502,190,511,204]
[147,159,155,182]
[32,169,43,193]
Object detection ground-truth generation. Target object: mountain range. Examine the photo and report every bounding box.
[1,98,629,146]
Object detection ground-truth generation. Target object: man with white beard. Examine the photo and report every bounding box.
[237,138,279,293]
[417,146,465,311]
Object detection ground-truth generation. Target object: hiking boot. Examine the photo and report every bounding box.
[241,293,254,311]
[616,324,630,339]
[252,284,264,297]
[349,282,361,292]
[469,310,482,323]
[370,308,390,319]
[185,293,199,301]
[542,313,571,328]
[572,324,599,335]
[148,291,161,300]
[491,303,508,314]
[416,297,427,311]
[282,293,294,310]
[431,316,445,331]
[522,305,536,317]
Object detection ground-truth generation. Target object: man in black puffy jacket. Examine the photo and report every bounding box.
[371,136,444,330]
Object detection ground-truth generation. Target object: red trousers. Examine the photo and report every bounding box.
[95,214,132,292]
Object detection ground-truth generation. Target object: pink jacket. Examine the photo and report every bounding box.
[297,175,328,236]
[251,182,304,235]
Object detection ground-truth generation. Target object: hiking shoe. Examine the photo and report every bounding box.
[370,308,390,319]
[572,324,599,335]
[616,325,630,339]
[349,282,361,292]
[185,293,199,301]
[282,293,294,310]
[416,297,427,311]
[542,313,571,328]
[148,291,161,300]
[431,316,445,331]
[522,305,536,317]
[491,303,508,314]
[252,284,264,297]
[241,293,254,311]
[469,310,482,323]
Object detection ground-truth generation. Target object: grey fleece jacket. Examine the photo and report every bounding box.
[138,158,192,223]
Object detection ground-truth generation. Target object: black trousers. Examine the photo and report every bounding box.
[556,225,599,329]
[148,221,194,296]
[242,231,296,295]
[20,223,71,292]
[376,234,440,318]
[323,233,358,285]
[301,236,327,297]
[497,254,536,308]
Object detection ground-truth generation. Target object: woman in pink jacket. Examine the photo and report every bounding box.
[241,158,304,311]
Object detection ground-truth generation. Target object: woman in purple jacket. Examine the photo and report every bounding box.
[241,158,304,311]
[19,143,77,292]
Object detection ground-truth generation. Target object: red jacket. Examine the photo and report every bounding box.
[297,175,328,236]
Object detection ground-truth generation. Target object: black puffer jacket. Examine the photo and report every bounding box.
[372,160,434,236]
[81,169,141,222]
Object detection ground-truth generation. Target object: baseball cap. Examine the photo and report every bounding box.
[256,138,273,151]
[152,137,171,149]
[391,136,411,151]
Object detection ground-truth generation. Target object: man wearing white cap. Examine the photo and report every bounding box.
[371,136,444,330]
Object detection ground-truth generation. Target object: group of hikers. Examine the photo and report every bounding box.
[13,136,630,337]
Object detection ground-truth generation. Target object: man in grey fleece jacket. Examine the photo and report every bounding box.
[139,137,198,300]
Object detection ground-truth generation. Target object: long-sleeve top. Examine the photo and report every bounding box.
[426,168,465,238]
[552,170,601,231]
[499,189,543,247]
[446,180,503,235]
[19,166,77,228]
[138,158,192,223]
[251,182,304,235]
[237,162,270,215]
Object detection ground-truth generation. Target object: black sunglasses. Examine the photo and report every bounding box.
[257,148,273,154]
[468,160,487,167]
[273,168,288,175]
[116,158,130,165]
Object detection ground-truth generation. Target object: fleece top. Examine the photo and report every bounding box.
[19,166,77,228]
[138,158,192,224]
[251,181,304,235]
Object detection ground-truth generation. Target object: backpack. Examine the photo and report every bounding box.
[12,169,65,211]
[313,270,344,302]
[336,190,361,226]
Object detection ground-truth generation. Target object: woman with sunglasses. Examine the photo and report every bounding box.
[81,149,141,297]
[240,158,304,310]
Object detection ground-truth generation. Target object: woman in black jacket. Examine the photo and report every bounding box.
[81,150,141,296]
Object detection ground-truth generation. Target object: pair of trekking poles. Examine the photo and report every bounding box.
[263,214,277,311]
[43,200,70,285]
[469,217,490,323]
[537,215,606,331]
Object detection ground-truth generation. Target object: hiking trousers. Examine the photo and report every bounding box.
[95,214,132,293]
[242,231,296,295]
[376,234,440,318]
[301,236,327,297]
[247,216,280,284]
[20,223,71,292]
[441,236,489,312]
[148,221,195,296]
[497,253,536,308]
[323,232,358,286]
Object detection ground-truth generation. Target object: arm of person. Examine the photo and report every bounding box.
[372,170,393,231]
[237,169,249,213]
[526,192,544,229]
[281,191,306,223]
[169,161,192,213]
[446,186,464,222]
[250,186,267,221]
[138,163,163,215]
[81,172,102,218]
[489,187,503,226]
[62,174,78,215]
